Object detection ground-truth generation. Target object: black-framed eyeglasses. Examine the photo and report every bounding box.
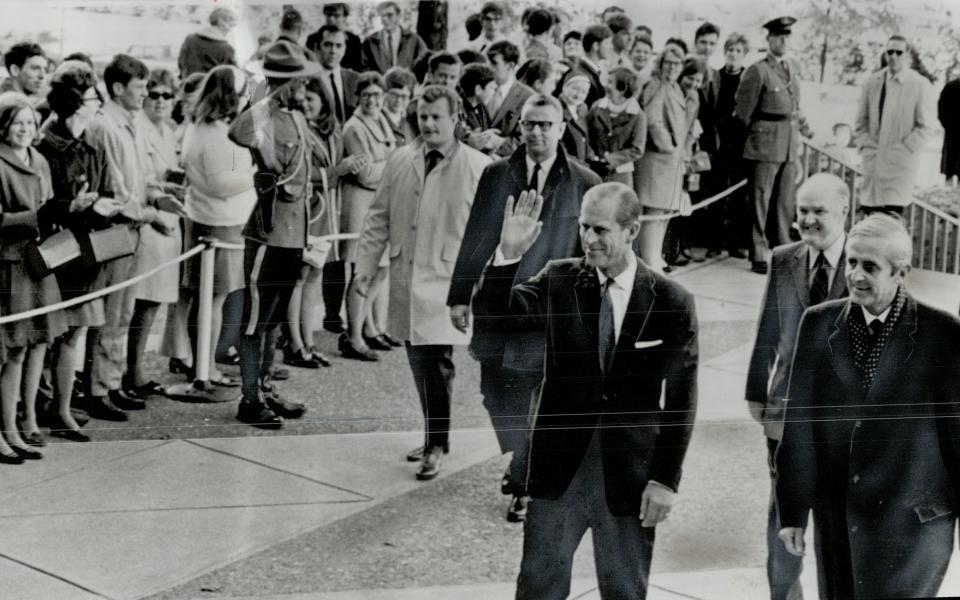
[886,49,905,56]
[359,91,383,99]
[148,91,174,101]
[521,120,559,132]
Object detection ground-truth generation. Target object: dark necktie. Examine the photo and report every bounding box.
[385,31,395,67]
[878,74,887,130]
[868,318,883,339]
[599,279,616,373]
[330,72,344,123]
[809,252,830,305]
[425,149,443,176]
[529,163,541,193]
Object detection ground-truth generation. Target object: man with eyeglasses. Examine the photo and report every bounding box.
[360,1,428,74]
[735,16,807,276]
[448,94,601,522]
[854,35,935,218]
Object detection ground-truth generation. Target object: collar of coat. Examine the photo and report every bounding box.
[0,143,43,176]
[592,96,642,115]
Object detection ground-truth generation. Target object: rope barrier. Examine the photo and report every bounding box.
[636,178,748,222]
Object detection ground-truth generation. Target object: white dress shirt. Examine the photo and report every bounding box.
[596,253,638,342]
[807,234,845,289]
[319,65,345,113]
[524,153,557,196]
[861,304,892,327]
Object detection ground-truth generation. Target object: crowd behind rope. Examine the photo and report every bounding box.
[0,3,958,598]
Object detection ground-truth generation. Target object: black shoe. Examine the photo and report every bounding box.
[261,383,306,419]
[110,389,146,411]
[307,347,332,367]
[122,380,165,401]
[380,333,403,348]
[236,400,282,429]
[416,446,443,481]
[751,261,769,275]
[364,334,393,351]
[507,495,530,522]
[86,395,128,421]
[168,357,193,377]
[24,431,46,448]
[11,445,42,460]
[406,444,449,462]
[48,415,91,442]
[283,346,323,369]
[501,470,514,496]
[71,407,89,427]
[0,450,24,464]
[323,319,346,334]
[339,334,379,361]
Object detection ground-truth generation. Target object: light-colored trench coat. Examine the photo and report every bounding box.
[854,67,935,208]
[354,140,491,346]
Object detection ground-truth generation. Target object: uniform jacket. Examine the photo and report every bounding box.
[229,100,327,248]
[734,54,802,163]
[854,67,935,207]
[745,241,847,440]
[489,81,535,158]
[776,295,960,599]
[475,256,698,514]
[446,146,602,371]
[355,140,492,345]
[361,28,428,74]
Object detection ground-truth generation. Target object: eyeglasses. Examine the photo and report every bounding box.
[148,91,174,101]
[886,49,905,56]
[387,89,411,100]
[482,15,502,22]
[521,120,559,132]
[359,91,383,99]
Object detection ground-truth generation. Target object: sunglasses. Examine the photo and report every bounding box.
[886,49,905,56]
[147,91,174,101]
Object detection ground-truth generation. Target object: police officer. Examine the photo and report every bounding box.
[229,41,328,427]
[735,17,808,275]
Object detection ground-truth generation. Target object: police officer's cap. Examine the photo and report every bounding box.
[763,16,796,35]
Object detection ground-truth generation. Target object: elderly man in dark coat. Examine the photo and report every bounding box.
[776,214,960,599]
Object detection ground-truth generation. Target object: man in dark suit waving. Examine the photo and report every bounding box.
[476,182,698,599]
[746,173,850,600]
[447,94,601,522]
[776,214,960,599]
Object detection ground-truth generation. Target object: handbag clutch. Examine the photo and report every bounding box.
[688,149,712,173]
[23,229,82,280]
[88,225,136,263]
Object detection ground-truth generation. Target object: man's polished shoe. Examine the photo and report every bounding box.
[236,400,282,429]
[751,261,768,275]
[507,495,530,522]
[110,389,146,411]
[416,446,444,481]
[85,395,128,421]
[261,383,306,419]
[406,444,450,462]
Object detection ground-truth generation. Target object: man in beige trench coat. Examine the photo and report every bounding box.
[353,85,492,480]
[855,35,935,216]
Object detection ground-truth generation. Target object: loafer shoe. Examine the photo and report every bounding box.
[236,401,282,429]
[416,446,444,481]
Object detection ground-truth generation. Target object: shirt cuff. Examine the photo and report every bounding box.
[492,246,521,267]
[648,479,676,493]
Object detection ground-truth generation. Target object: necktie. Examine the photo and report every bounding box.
[599,279,616,373]
[329,72,344,122]
[878,74,887,130]
[385,31,395,67]
[529,163,541,193]
[868,319,883,339]
[781,59,790,79]
[425,149,442,176]
[809,252,830,305]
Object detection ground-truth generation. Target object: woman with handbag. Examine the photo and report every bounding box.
[0,92,70,461]
[122,69,185,400]
[35,62,125,442]
[179,65,257,388]
[634,48,700,272]
[339,72,394,361]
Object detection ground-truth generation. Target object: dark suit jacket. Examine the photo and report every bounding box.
[317,68,360,122]
[476,256,698,515]
[697,66,722,154]
[446,146,602,371]
[776,296,960,598]
[745,241,847,440]
[490,81,535,158]
[361,29,428,74]
[305,29,363,73]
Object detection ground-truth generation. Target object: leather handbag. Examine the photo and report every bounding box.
[23,229,82,280]
[88,225,136,263]
[688,144,712,173]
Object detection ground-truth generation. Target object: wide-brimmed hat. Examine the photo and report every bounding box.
[249,40,321,79]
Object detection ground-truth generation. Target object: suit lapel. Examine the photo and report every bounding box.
[508,149,527,192]
[791,245,809,309]
[610,259,656,372]
[540,151,567,204]
[827,303,861,396]
[491,82,519,127]
[865,295,918,405]
[829,248,848,299]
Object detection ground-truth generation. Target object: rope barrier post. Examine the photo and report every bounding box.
[195,238,217,383]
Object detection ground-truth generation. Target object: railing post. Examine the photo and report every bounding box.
[195,239,216,383]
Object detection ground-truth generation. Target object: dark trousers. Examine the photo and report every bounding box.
[405,343,455,451]
[767,438,805,600]
[517,430,655,600]
[322,260,346,327]
[239,241,302,402]
[480,358,540,492]
[748,160,798,261]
